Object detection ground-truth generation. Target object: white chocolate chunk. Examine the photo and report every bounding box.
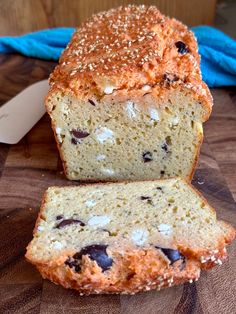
[101,168,115,176]
[95,127,114,143]
[96,154,106,161]
[37,225,44,231]
[126,101,137,119]
[55,127,62,135]
[142,85,151,92]
[88,215,110,227]
[158,224,172,235]
[53,241,64,250]
[149,108,160,121]
[169,117,179,127]
[131,228,149,245]
[104,86,115,94]
[85,200,96,207]
[55,127,63,143]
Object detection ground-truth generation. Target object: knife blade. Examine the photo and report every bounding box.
[0,79,49,144]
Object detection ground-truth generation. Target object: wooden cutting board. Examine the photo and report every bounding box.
[0,55,235,314]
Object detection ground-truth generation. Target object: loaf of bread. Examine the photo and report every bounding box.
[46,5,213,182]
[26,178,235,295]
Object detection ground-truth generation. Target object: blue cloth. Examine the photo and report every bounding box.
[0,28,75,60]
[192,26,236,87]
[0,26,235,87]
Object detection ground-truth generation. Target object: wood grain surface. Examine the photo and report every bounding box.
[0,0,216,36]
[0,54,235,314]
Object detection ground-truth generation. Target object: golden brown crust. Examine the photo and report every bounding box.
[27,245,231,295]
[28,247,201,294]
[48,5,212,121]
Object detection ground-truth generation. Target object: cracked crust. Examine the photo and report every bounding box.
[47,5,212,122]
[34,249,201,295]
[26,243,233,295]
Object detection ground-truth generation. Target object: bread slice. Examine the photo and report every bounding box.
[26,178,235,295]
[46,5,213,182]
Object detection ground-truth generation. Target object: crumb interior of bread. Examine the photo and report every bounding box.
[30,179,228,261]
[47,90,203,181]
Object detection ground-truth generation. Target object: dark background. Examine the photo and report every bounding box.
[1,1,235,38]
[0,0,217,35]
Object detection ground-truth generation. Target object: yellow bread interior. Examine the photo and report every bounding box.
[47,88,204,181]
[27,178,234,262]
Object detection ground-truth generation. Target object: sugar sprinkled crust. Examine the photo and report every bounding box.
[26,178,235,295]
[49,5,212,119]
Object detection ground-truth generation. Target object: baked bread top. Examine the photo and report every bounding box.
[49,5,212,120]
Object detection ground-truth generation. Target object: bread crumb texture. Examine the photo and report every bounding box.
[26,178,235,294]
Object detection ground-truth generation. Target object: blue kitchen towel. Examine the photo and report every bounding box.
[192,26,236,87]
[0,26,236,87]
[0,28,75,60]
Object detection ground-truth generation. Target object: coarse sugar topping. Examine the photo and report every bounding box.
[49,5,212,110]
